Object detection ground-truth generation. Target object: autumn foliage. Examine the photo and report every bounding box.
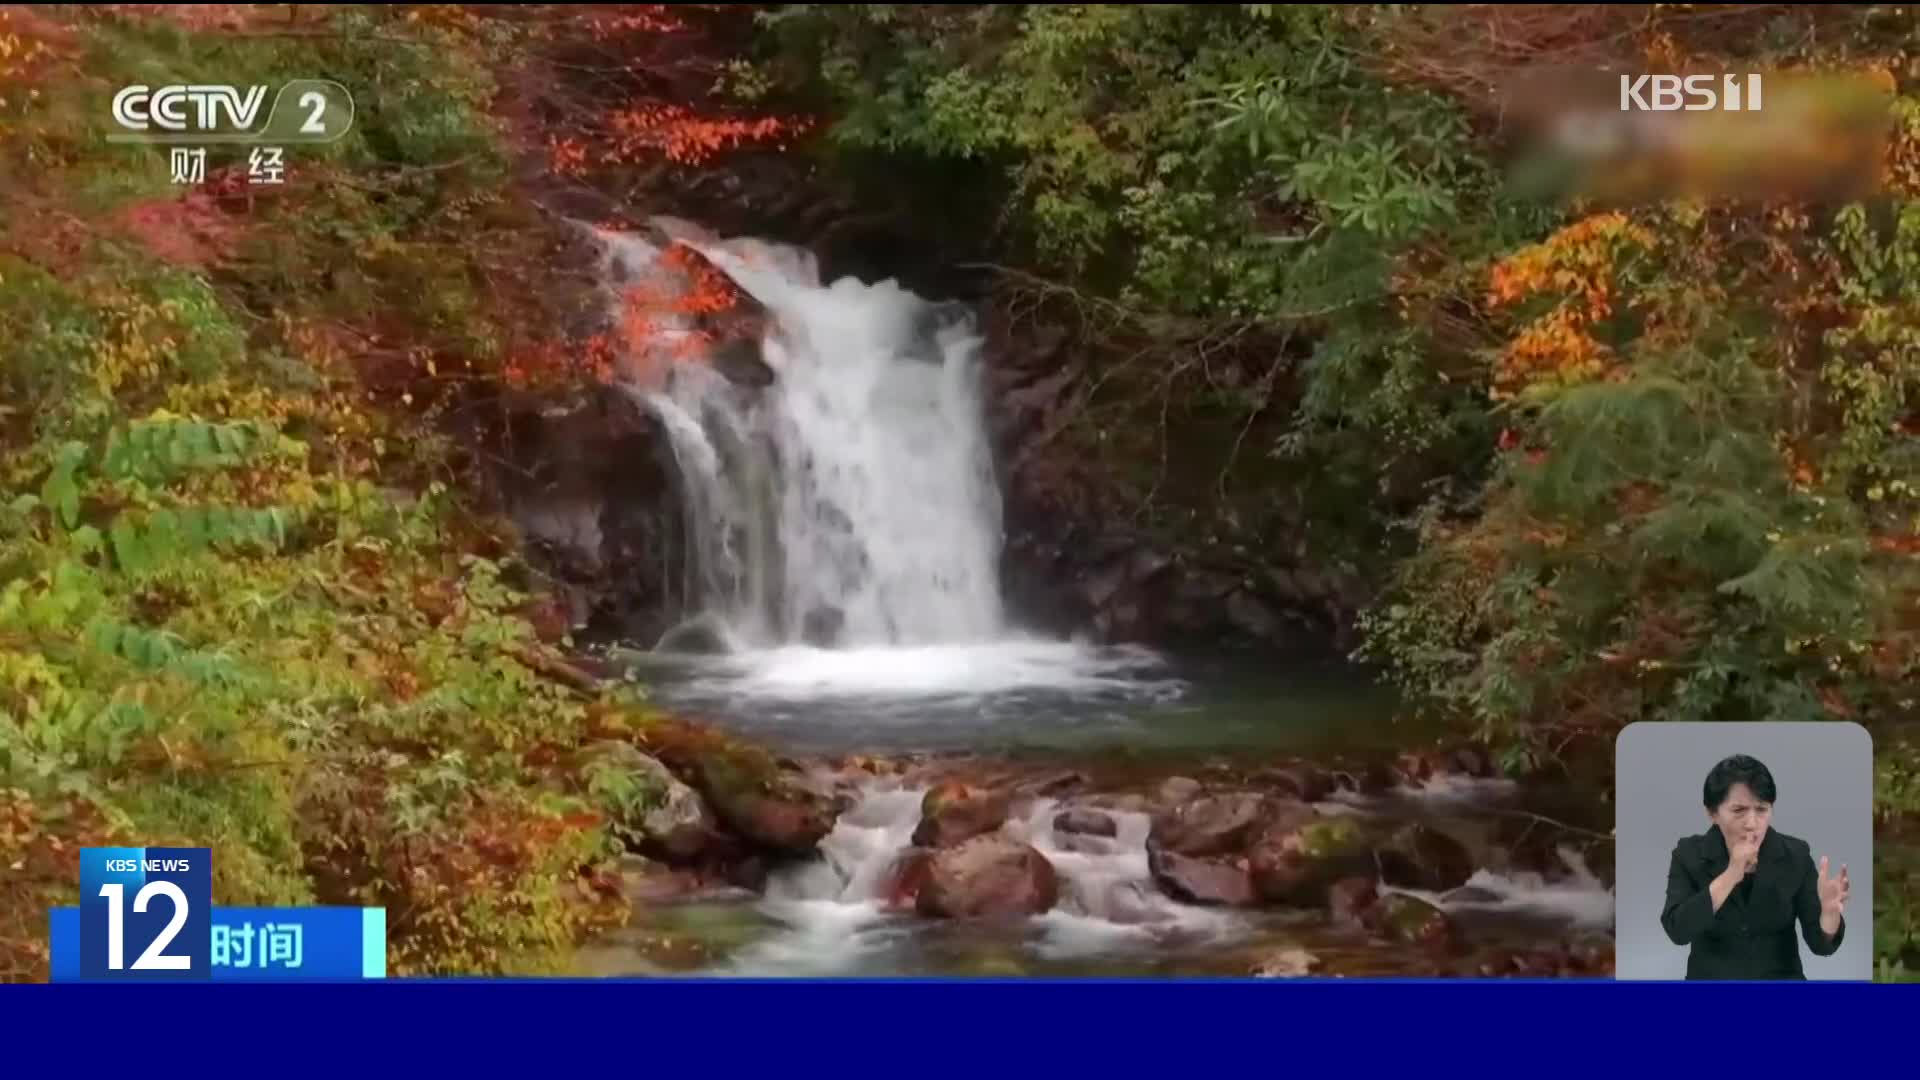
[528,4,804,177]
[1486,212,1656,398]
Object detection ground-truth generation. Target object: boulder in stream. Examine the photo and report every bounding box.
[1149,792,1272,857]
[580,741,724,864]
[654,613,736,655]
[881,847,936,912]
[912,781,1011,848]
[1248,815,1377,907]
[1255,764,1336,804]
[1155,776,1203,807]
[1054,807,1118,839]
[1446,745,1497,778]
[1146,846,1257,907]
[711,338,775,388]
[687,754,835,856]
[1367,893,1456,950]
[799,605,845,647]
[1377,822,1475,892]
[917,836,1060,918]
[1327,875,1380,926]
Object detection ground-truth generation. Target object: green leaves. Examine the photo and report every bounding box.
[39,441,88,529]
[106,505,296,577]
[98,418,282,483]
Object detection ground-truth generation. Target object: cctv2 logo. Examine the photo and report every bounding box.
[109,80,355,143]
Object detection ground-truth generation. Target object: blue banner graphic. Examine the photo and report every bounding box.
[51,906,385,982]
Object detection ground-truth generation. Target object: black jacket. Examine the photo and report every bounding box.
[1660,826,1845,979]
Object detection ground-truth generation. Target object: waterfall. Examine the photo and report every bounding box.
[592,222,1005,650]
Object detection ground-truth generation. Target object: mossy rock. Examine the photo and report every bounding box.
[1369,893,1454,949]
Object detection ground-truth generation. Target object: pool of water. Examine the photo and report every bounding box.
[606,638,1411,760]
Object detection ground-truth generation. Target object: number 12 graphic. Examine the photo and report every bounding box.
[78,847,211,980]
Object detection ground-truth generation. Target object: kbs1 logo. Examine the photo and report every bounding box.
[1620,73,1763,112]
[80,847,213,980]
[108,79,354,187]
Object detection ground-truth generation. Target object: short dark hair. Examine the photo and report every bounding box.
[1703,754,1777,810]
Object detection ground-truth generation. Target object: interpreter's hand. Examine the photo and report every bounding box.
[1725,831,1762,879]
[1817,856,1850,920]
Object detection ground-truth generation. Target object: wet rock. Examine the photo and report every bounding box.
[1127,548,1174,585]
[1224,589,1284,641]
[1395,751,1436,786]
[1250,947,1320,979]
[1378,823,1476,892]
[1367,893,1455,949]
[917,836,1060,918]
[1447,745,1497,778]
[1146,846,1257,907]
[1081,562,1129,611]
[800,605,844,647]
[911,781,1011,848]
[1155,776,1203,807]
[724,855,769,893]
[1028,770,1089,797]
[710,338,775,388]
[1327,876,1379,926]
[1054,808,1118,839]
[613,855,751,906]
[1248,816,1376,907]
[1090,880,1179,926]
[1358,760,1400,795]
[689,754,835,856]
[581,741,723,864]
[1093,793,1154,816]
[1256,765,1335,804]
[655,613,734,655]
[1150,792,1269,856]
[880,847,936,911]
[1056,832,1115,857]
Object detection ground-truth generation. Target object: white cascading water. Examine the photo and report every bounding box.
[719,782,1244,977]
[593,222,1004,648]
[587,219,1175,702]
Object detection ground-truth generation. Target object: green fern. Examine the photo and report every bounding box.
[98,419,282,484]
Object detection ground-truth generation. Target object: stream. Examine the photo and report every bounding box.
[569,219,1616,979]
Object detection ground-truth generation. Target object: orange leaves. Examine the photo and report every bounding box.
[547,135,588,177]
[541,100,802,179]
[497,244,744,393]
[612,242,743,385]
[606,103,796,167]
[1641,30,1684,71]
[1486,211,1655,398]
[1872,534,1920,556]
[402,4,485,33]
[501,333,618,391]
[586,4,688,37]
[1500,306,1608,391]
[527,5,806,182]
[0,6,66,92]
[1487,211,1652,307]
